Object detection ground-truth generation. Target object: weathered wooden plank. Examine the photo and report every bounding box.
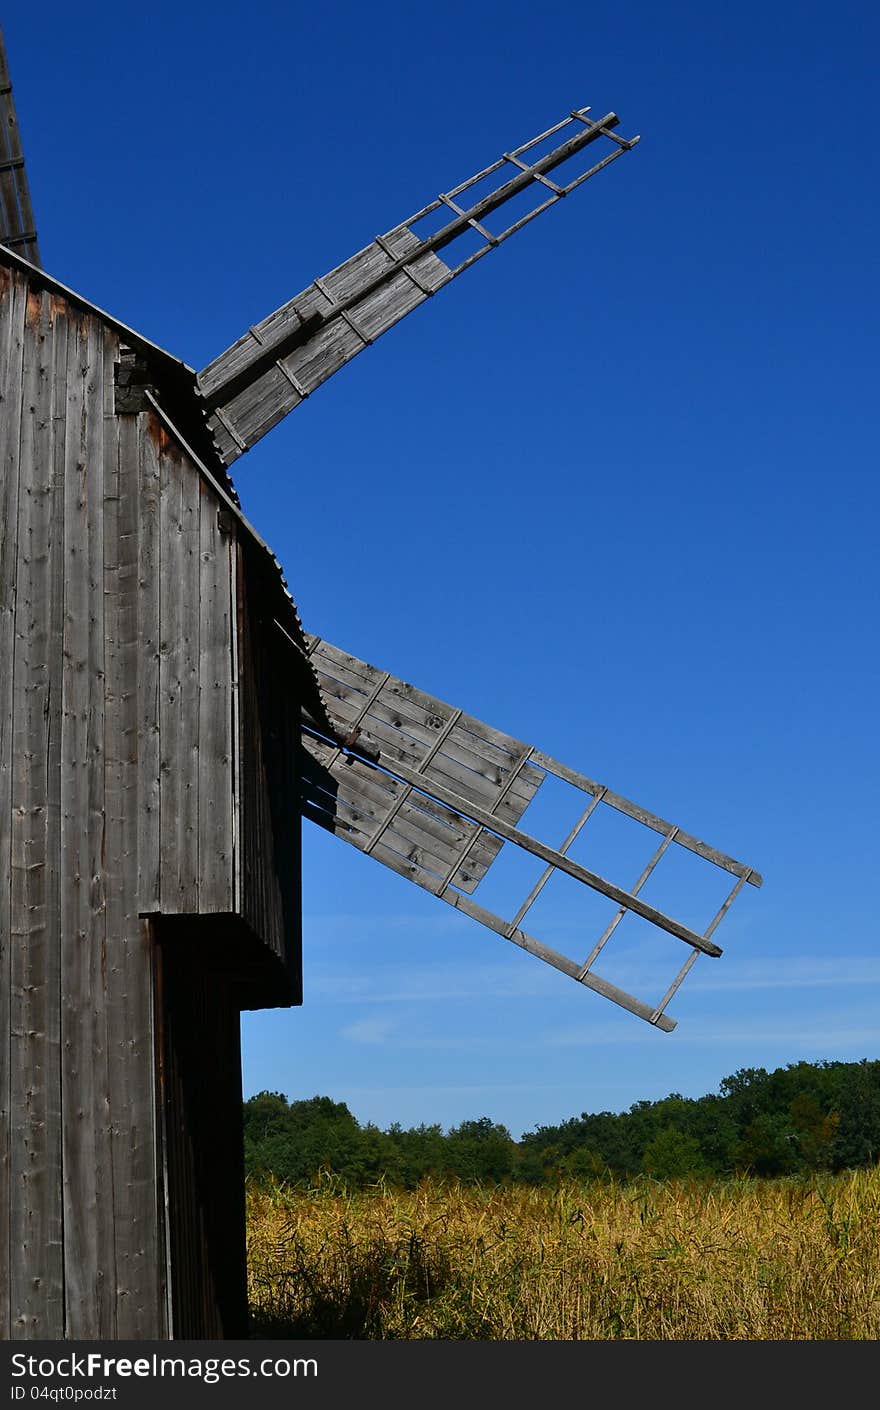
[103,400,127,1330]
[198,229,445,400]
[198,481,234,911]
[302,770,496,891]
[157,440,183,913]
[43,289,66,1322]
[202,236,451,459]
[105,395,163,1335]
[87,319,115,1336]
[159,436,199,913]
[0,264,26,1338]
[303,736,501,870]
[59,310,111,1337]
[302,796,443,896]
[315,667,540,791]
[177,443,201,914]
[311,638,541,785]
[137,416,161,910]
[313,681,541,821]
[9,286,64,1335]
[302,736,502,890]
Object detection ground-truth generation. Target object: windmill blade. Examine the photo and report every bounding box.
[300,638,762,1032]
[198,106,638,466]
[0,27,40,266]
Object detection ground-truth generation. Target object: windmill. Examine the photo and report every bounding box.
[0,26,761,1340]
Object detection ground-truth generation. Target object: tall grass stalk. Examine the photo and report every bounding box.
[246,1166,880,1339]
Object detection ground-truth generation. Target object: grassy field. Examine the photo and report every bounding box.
[246,1165,880,1339]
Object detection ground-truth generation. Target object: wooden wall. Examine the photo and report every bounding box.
[0,259,302,1338]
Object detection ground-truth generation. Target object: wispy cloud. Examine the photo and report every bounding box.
[304,910,471,946]
[689,956,880,993]
[306,960,561,1005]
[303,952,880,1008]
[340,1017,397,1044]
[549,1020,880,1050]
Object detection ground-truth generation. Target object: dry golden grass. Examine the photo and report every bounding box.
[246,1166,880,1339]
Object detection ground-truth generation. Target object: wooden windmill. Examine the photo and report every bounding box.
[0,27,761,1340]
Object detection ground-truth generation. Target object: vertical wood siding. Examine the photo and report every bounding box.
[0,262,27,1338]
[9,285,64,1333]
[0,262,285,1338]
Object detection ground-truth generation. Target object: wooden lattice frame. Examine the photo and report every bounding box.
[301,638,761,1032]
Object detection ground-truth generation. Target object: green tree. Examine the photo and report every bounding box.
[643,1128,707,1179]
[736,1113,798,1176]
[444,1117,516,1183]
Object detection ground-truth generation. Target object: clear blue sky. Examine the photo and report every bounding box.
[8,1,878,1137]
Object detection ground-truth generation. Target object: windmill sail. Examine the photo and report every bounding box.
[198,106,638,465]
[301,638,761,1031]
[0,28,40,266]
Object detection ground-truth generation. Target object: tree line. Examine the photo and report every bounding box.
[243,1058,880,1188]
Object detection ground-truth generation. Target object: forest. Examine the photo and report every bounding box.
[243,1057,880,1188]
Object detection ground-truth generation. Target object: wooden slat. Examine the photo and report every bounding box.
[311,639,542,783]
[44,289,66,1323]
[9,286,63,1334]
[60,310,114,1337]
[158,432,183,911]
[198,228,446,403]
[159,438,200,913]
[315,667,542,806]
[105,407,160,1335]
[0,264,26,1337]
[102,358,125,1330]
[309,640,543,819]
[303,733,502,869]
[198,483,234,910]
[177,444,201,912]
[324,700,534,822]
[137,416,161,910]
[302,738,502,892]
